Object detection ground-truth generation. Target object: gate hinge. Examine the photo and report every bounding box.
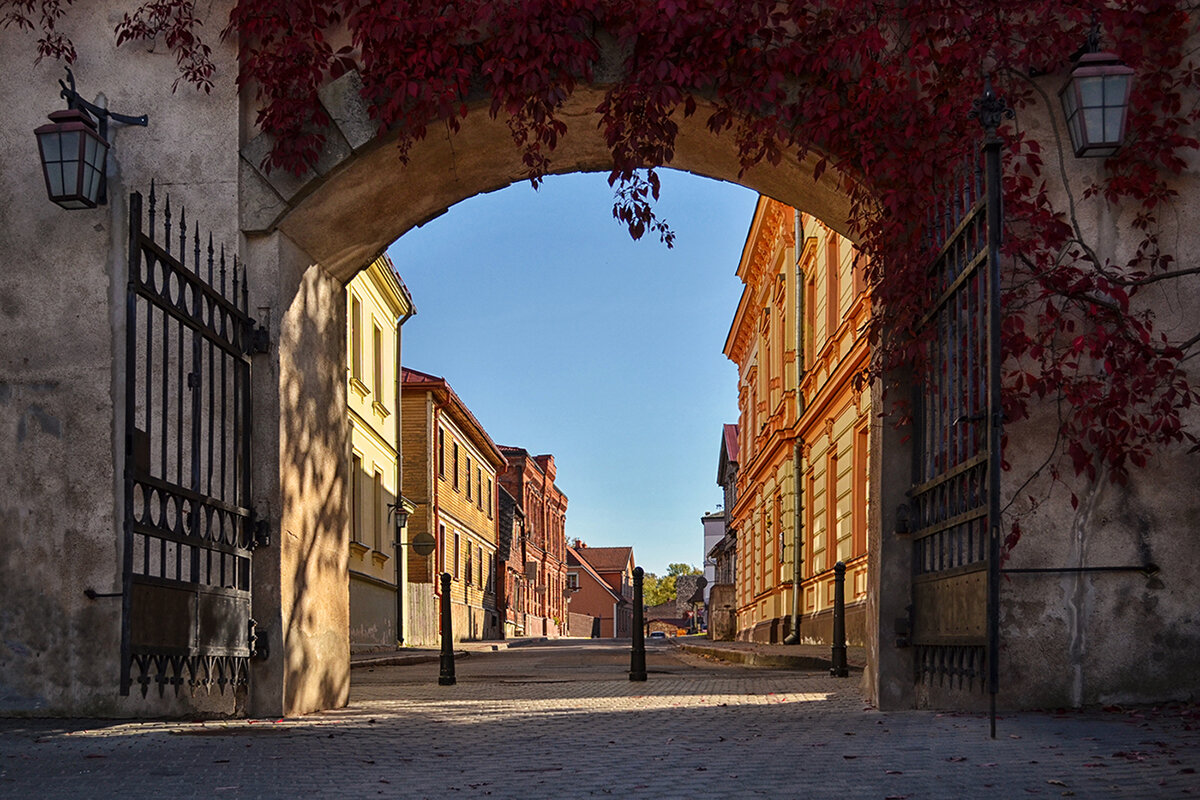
[246,320,270,355]
[250,515,271,550]
[249,618,269,660]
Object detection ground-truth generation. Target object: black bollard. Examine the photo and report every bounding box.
[830,561,849,677]
[629,566,647,681]
[438,572,456,686]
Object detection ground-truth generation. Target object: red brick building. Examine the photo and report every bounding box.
[496,447,568,637]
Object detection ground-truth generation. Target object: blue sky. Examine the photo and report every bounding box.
[387,169,757,576]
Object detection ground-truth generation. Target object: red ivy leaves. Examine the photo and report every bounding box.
[11,0,1200,502]
[115,1,214,92]
[1,0,76,63]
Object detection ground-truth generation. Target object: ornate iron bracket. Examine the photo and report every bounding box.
[249,618,269,660]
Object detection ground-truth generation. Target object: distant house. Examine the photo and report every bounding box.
[644,602,687,636]
[566,543,635,638]
[708,423,739,641]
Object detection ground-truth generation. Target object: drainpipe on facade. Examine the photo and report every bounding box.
[394,297,416,645]
[784,215,807,646]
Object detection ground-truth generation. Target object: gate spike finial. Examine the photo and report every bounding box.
[207,232,214,284]
[178,206,187,269]
[148,179,157,235]
[193,222,201,281]
[220,244,227,295]
[163,194,172,254]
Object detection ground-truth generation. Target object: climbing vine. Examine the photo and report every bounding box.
[6,0,1200,540]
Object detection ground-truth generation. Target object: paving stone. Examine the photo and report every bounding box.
[1,641,1196,798]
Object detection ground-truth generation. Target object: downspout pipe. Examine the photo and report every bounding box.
[784,443,805,644]
[394,296,416,645]
[784,214,807,645]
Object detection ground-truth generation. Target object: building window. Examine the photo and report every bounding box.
[453,532,460,579]
[487,478,493,519]
[466,456,473,500]
[466,541,474,585]
[476,467,482,510]
[567,572,578,591]
[805,274,816,368]
[373,469,384,550]
[854,424,869,557]
[350,295,363,382]
[438,429,445,477]
[351,453,363,543]
[372,324,383,395]
[453,443,459,491]
[826,231,840,337]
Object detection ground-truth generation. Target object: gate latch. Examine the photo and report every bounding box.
[246,320,270,355]
[250,515,271,550]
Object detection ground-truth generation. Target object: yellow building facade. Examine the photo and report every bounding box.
[725,198,872,643]
[346,255,415,652]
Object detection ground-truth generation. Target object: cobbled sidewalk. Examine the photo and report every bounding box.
[2,660,1197,799]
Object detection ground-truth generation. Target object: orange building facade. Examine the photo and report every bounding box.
[724,197,873,643]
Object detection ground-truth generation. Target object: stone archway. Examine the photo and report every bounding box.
[238,70,919,718]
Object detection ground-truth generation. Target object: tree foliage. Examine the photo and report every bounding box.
[642,562,701,607]
[7,1,1200,550]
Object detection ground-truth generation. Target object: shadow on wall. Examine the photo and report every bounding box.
[277,263,352,716]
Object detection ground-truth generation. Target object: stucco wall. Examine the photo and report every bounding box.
[0,2,243,716]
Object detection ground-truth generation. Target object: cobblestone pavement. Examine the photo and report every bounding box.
[2,641,1197,799]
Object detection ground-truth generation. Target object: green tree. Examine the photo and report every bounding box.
[642,563,701,607]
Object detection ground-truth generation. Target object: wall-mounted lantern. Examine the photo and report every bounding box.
[1058,24,1134,158]
[34,68,147,209]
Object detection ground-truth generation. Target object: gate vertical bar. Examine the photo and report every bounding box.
[976,77,1011,740]
[121,192,142,695]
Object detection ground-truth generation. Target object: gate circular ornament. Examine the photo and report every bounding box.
[411,532,436,557]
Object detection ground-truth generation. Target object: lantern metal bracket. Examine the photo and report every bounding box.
[55,67,148,206]
[58,67,149,134]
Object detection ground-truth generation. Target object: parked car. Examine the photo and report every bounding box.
[649,631,667,639]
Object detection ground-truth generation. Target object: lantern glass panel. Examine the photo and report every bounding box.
[82,134,104,202]
[1104,73,1129,105]
[1079,75,1103,107]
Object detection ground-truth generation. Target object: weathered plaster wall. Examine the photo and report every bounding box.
[0,3,243,716]
[990,71,1200,709]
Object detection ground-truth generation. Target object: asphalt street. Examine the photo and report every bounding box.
[1,639,1197,799]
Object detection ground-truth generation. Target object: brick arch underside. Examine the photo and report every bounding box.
[243,77,855,283]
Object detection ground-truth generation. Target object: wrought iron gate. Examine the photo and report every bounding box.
[909,145,993,694]
[121,184,266,697]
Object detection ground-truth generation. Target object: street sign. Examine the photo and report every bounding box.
[411,532,436,556]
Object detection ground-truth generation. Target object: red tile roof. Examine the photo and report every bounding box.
[566,546,622,602]
[574,546,634,574]
[401,367,506,468]
[723,424,739,464]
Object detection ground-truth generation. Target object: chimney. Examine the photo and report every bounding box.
[574,538,584,549]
